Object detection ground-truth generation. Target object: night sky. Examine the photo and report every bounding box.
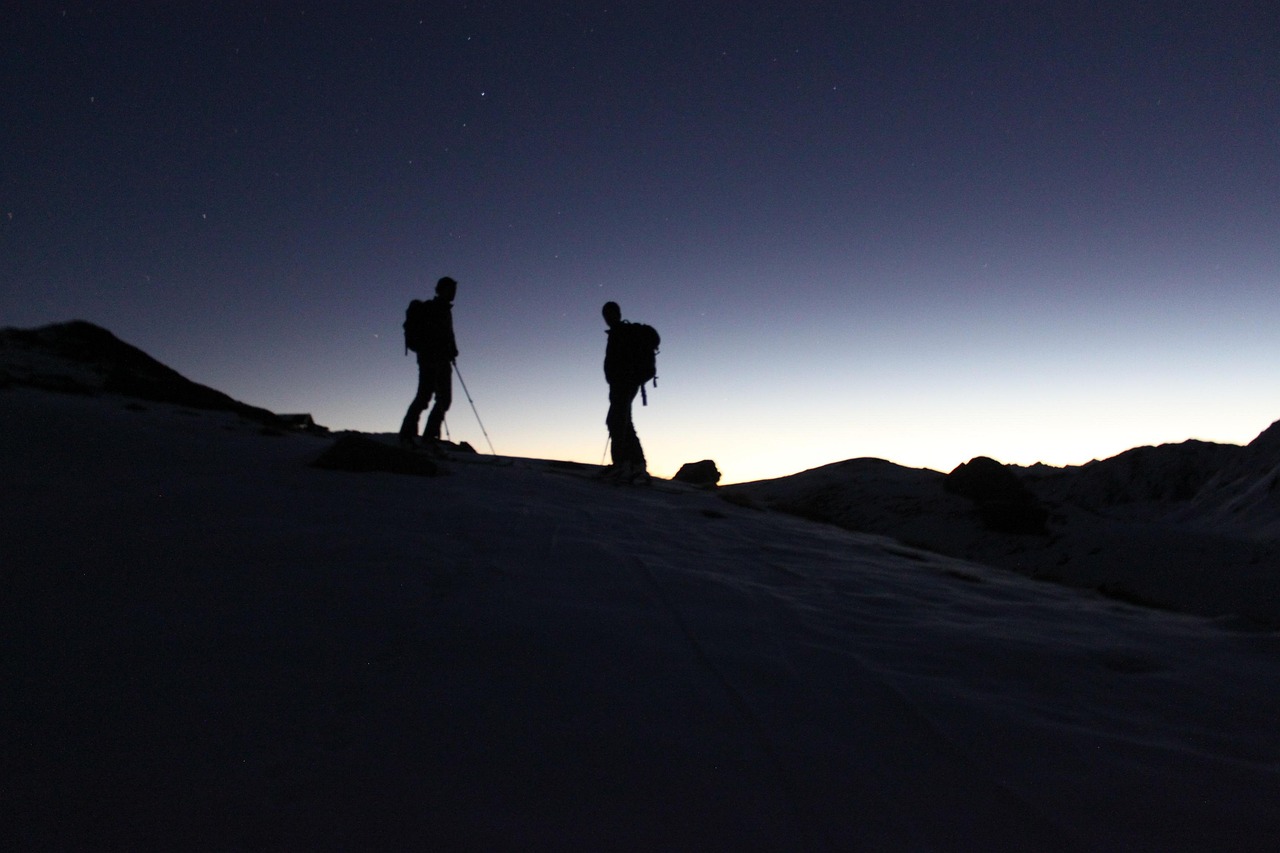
[6,2,1278,483]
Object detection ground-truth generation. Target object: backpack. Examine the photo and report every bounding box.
[617,321,661,402]
[403,299,429,354]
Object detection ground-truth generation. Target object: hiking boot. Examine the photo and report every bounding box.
[608,462,649,484]
[623,465,651,485]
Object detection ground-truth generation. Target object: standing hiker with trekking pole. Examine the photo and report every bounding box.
[399,276,458,454]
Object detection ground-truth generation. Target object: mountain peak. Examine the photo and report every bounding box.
[1,320,279,423]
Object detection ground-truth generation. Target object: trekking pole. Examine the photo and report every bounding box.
[600,435,611,466]
[452,361,497,455]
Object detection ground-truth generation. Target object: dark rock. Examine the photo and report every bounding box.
[311,434,439,477]
[945,456,1030,502]
[946,456,1047,534]
[443,440,477,454]
[674,459,721,486]
[276,413,330,435]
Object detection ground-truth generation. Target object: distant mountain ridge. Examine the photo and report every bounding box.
[724,412,1280,547]
[1024,440,1240,512]
[5,320,1275,542]
[0,320,282,425]
[1022,426,1280,543]
[5,319,1277,624]
[724,424,1279,625]
[1171,420,1280,541]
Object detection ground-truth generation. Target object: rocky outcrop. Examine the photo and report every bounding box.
[674,459,721,487]
[310,433,440,477]
[944,456,1048,534]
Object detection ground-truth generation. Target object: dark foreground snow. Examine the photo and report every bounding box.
[4,386,1279,851]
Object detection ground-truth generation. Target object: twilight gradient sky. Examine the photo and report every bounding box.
[5,2,1279,483]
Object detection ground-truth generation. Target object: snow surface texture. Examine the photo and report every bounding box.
[4,324,1280,850]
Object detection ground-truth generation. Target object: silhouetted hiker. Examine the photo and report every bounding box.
[601,301,660,483]
[400,277,458,450]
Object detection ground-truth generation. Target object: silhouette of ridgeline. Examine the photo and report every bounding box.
[0,320,285,426]
[1023,428,1280,543]
[724,433,1280,625]
[1171,420,1280,541]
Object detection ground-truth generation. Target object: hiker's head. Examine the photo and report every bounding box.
[436,277,457,301]
[602,301,621,327]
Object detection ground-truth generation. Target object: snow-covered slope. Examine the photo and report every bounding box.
[1173,420,1280,542]
[4,331,1280,850]
[727,437,1280,627]
[1028,439,1241,514]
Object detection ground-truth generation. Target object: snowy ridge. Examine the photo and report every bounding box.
[4,322,1280,850]
[1174,420,1280,541]
[727,435,1280,627]
[1029,439,1241,513]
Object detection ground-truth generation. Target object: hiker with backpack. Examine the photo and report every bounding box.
[399,276,459,450]
[601,301,660,483]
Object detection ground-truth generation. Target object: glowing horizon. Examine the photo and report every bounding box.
[6,4,1277,486]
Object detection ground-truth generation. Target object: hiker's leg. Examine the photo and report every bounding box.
[606,383,641,465]
[400,360,433,438]
[423,361,453,440]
